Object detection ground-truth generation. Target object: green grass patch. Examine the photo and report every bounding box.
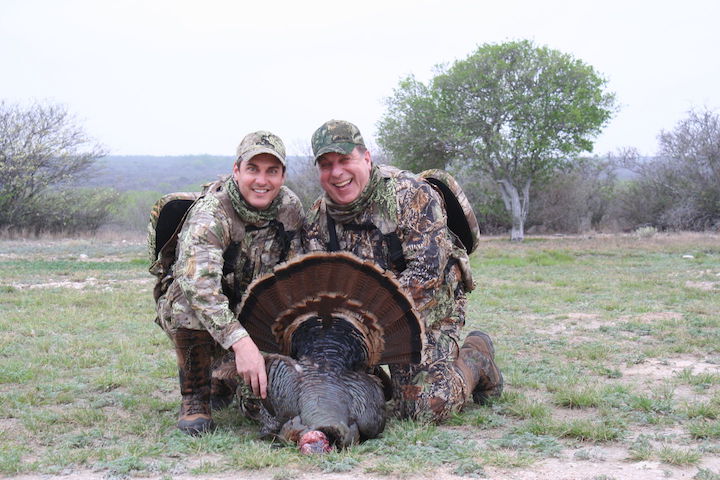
[2,235,719,477]
[687,420,720,439]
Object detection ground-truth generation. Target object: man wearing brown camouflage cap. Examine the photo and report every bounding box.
[302,119,503,423]
[153,130,304,435]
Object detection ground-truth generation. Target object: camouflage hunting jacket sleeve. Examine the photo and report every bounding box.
[173,187,304,349]
[302,166,464,330]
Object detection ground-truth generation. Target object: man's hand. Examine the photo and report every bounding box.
[231,336,267,399]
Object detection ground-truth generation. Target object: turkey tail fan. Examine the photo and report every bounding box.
[238,252,424,366]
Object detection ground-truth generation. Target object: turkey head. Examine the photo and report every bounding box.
[229,251,424,452]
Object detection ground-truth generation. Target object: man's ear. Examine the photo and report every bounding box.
[232,161,242,182]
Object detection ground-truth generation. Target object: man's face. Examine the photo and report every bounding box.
[232,153,285,209]
[316,147,372,205]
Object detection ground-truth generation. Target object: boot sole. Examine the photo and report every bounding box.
[178,419,216,436]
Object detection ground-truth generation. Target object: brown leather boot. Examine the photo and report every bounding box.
[175,328,216,435]
[454,331,503,404]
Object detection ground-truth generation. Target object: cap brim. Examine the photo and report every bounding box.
[239,147,286,166]
[313,142,357,162]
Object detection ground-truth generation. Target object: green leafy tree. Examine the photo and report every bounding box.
[378,40,616,240]
[377,76,454,172]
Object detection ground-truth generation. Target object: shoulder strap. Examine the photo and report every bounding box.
[383,232,407,272]
[325,212,407,273]
[326,212,340,252]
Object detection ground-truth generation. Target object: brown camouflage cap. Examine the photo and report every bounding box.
[311,119,365,162]
[236,130,286,166]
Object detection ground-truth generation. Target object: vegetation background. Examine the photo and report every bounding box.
[3,105,717,240]
[1,41,717,239]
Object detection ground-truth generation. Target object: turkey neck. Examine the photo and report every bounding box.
[289,317,371,446]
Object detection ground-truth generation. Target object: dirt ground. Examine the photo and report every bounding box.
[4,234,719,480]
[10,456,720,480]
[11,352,720,480]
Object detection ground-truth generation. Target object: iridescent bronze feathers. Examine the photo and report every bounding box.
[238,251,424,365]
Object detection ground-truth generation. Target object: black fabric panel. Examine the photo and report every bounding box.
[425,178,473,254]
[155,199,196,257]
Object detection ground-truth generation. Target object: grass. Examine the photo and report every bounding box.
[1,232,719,478]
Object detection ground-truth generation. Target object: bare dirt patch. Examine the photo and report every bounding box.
[486,452,720,480]
[685,280,718,291]
[622,356,719,380]
[9,277,153,290]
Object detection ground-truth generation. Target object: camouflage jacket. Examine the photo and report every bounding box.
[163,177,304,349]
[301,165,473,332]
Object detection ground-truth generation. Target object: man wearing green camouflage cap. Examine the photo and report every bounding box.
[302,119,503,423]
[152,130,304,435]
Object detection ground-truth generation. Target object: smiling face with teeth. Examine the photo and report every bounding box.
[316,147,372,205]
[232,153,286,210]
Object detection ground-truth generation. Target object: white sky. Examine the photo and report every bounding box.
[2,0,719,157]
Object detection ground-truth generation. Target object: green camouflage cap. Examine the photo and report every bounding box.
[236,130,286,166]
[311,119,365,162]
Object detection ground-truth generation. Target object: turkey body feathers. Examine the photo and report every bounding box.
[253,319,386,448]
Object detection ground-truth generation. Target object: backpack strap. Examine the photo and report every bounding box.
[326,212,340,252]
[383,232,407,272]
[325,212,407,273]
[268,219,293,263]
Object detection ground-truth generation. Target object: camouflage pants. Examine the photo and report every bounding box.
[155,281,208,340]
[390,267,470,423]
[155,285,229,367]
[390,329,467,423]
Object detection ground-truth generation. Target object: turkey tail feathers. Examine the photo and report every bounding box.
[239,252,424,365]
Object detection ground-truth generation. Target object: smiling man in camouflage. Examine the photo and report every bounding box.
[301,119,503,422]
[152,131,304,435]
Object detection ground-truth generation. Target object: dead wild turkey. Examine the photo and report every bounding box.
[216,251,424,453]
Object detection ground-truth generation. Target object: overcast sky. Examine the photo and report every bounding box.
[2,0,719,158]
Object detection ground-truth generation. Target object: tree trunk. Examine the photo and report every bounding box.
[498,178,531,241]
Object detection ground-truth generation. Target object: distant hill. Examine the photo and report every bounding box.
[83,154,642,194]
[84,155,233,192]
[85,154,310,193]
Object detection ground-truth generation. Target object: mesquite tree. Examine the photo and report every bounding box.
[378,40,616,240]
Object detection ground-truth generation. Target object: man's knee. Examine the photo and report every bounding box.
[392,363,465,423]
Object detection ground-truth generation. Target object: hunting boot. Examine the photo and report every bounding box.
[454,331,503,404]
[174,328,216,435]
